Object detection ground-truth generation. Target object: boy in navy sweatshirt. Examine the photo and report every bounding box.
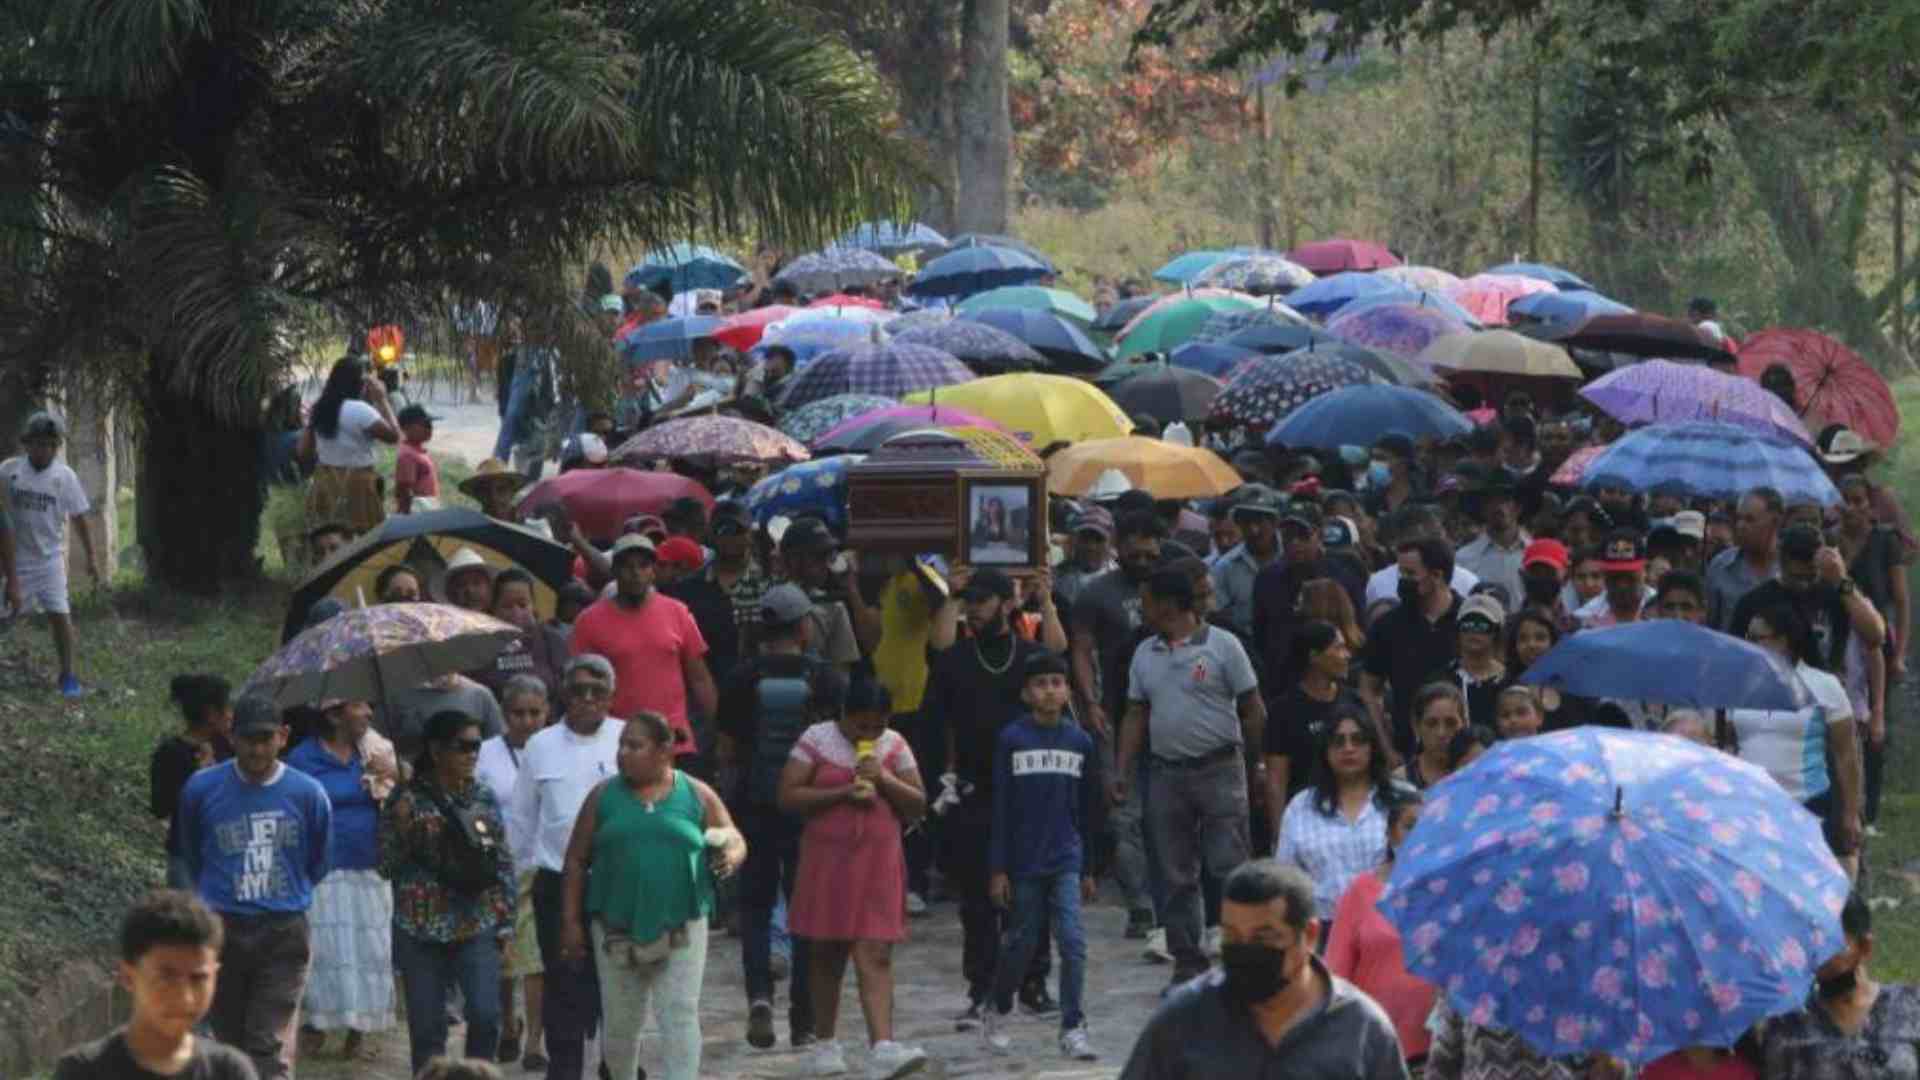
[985,651,1103,1061]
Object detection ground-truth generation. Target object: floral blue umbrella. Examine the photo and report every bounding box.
[775,342,974,411]
[624,244,748,292]
[837,219,948,254]
[773,247,903,293]
[1383,727,1849,1063]
[776,393,897,444]
[1581,421,1841,506]
[1263,383,1470,447]
[905,244,1051,300]
[745,455,864,532]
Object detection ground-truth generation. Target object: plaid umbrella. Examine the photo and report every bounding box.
[611,415,811,466]
[246,603,521,709]
[1582,421,1842,506]
[1209,352,1383,428]
[1326,303,1472,360]
[1191,253,1317,295]
[892,319,1043,374]
[776,393,897,444]
[776,342,974,411]
[1580,360,1814,445]
[773,247,903,293]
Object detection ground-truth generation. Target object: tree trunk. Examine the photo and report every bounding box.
[955,0,1013,233]
[896,2,961,232]
[1254,83,1277,251]
[137,351,266,592]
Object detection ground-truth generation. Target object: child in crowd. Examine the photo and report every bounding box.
[393,403,442,514]
[150,674,235,888]
[0,410,103,697]
[53,890,254,1079]
[984,652,1102,1061]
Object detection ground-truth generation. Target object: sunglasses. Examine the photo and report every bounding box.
[569,684,612,700]
[1329,732,1370,749]
[447,738,484,754]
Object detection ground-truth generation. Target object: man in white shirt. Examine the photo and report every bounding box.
[509,654,624,1080]
[478,672,554,1069]
[0,412,103,698]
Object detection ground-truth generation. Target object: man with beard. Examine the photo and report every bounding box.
[1117,860,1406,1080]
[1454,476,1530,606]
[926,568,1060,1026]
[569,533,718,760]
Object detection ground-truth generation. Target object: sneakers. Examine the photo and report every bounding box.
[953,999,985,1032]
[1124,908,1155,939]
[1143,927,1171,963]
[865,1039,928,1079]
[905,891,929,917]
[791,1030,819,1049]
[59,673,82,699]
[747,999,776,1049]
[1019,980,1059,1017]
[1203,925,1223,959]
[809,1039,849,1076]
[981,1010,1012,1054]
[1060,1026,1098,1061]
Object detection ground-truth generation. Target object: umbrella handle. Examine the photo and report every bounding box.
[1611,786,1624,818]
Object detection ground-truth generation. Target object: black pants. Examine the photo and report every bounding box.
[738,806,813,1034]
[898,709,941,896]
[942,806,1048,1002]
[208,912,310,1080]
[532,868,601,1080]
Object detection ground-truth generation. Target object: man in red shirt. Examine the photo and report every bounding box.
[392,404,441,514]
[569,533,718,757]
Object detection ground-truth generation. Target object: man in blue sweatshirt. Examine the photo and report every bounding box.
[985,651,1103,1062]
[176,694,332,1080]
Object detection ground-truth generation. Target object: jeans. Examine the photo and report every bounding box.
[393,928,502,1074]
[990,873,1087,1031]
[533,868,601,1080]
[494,361,541,461]
[1105,731,1154,916]
[1146,755,1250,976]
[595,918,708,1080]
[942,806,1048,1001]
[208,913,311,1080]
[738,807,812,1034]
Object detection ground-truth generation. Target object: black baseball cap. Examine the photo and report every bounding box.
[396,403,441,427]
[961,567,1016,602]
[231,695,284,737]
[779,517,837,554]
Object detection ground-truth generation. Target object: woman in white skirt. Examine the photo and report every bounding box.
[287,699,400,1059]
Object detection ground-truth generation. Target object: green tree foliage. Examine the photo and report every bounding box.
[0,0,918,591]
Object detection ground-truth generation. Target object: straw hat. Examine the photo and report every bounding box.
[458,458,529,499]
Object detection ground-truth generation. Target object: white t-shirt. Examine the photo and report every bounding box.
[0,457,90,566]
[1729,662,1851,803]
[507,718,625,875]
[315,400,382,468]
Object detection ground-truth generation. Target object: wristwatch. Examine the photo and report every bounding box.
[1837,577,1858,596]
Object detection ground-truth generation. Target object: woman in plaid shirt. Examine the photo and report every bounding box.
[1275,704,1414,937]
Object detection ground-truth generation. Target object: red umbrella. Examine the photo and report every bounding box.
[1736,328,1900,447]
[514,468,713,544]
[1284,237,1403,275]
[713,305,799,352]
[809,293,887,310]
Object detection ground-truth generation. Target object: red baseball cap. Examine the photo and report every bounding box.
[1522,538,1570,574]
[1596,529,1647,573]
[656,536,705,570]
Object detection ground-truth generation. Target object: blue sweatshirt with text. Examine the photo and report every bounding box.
[989,711,1101,880]
[177,761,333,917]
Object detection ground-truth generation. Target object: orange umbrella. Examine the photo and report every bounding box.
[1047,437,1242,499]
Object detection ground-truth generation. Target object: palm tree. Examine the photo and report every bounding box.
[0,0,919,590]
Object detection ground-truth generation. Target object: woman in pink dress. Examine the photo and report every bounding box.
[778,675,931,1079]
[1326,789,1435,1069]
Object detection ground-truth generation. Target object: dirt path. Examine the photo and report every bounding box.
[300,896,1171,1079]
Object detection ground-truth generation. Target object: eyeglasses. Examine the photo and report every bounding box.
[447,738,484,754]
[1328,732,1369,749]
[568,684,612,700]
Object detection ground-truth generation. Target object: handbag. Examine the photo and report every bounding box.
[419,781,503,895]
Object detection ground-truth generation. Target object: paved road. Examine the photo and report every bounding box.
[300,895,1173,1079]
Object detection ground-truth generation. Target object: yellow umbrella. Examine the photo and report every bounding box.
[1048,437,1243,498]
[901,373,1131,449]
[1415,329,1582,379]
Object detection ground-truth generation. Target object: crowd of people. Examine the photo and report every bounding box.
[14,258,1917,1080]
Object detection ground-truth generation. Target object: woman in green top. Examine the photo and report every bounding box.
[560,710,745,1080]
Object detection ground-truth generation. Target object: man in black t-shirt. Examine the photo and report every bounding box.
[1728,524,1885,675]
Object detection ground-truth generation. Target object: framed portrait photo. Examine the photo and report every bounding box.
[965,481,1035,566]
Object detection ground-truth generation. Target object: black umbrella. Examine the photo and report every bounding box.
[1220,322,1341,355]
[943,233,1056,273]
[1101,363,1225,425]
[1518,312,1730,362]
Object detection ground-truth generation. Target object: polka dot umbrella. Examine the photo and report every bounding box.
[1208,351,1384,429]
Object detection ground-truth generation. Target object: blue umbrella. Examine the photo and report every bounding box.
[1219,322,1341,355]
[1486,260,1596,291]
[776,393,897,444]
[906,245,1051,300]
[624,244,747,292]
[959,308,1108,374]
[1167,341,1262,378]
[1335,288,1482,327]
[891,319,1043,374]
[1508,290,1633,332]
[1581,421,1842,506]
[1383,727,1848,1063]
[615,315,724,363]
[1152,250,1238,285]
[1264,384,1470,448]
[943,233,1057,272]
[774,247,903,293]
[774,342,974,411]
[1518,619,1811,709]
[838,219,948,254]
[745,454,864,532]
[1282,271,1402,318]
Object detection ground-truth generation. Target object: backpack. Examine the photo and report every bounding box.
[419,780,503,895]
[744,656,828,809]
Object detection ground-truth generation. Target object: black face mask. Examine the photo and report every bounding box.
[1816,965,1860,1000]
[1397,577,1424,609]
[1220,943,1290,1005]
[1523,575,1560,605]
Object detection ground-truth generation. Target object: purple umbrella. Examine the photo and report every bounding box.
[812,403,1012,450]
[1579,360,1815,446]
[1326,303,1471,361]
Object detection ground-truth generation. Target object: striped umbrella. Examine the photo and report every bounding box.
[1581,421,1841,505]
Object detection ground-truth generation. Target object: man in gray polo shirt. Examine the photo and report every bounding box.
[1118,860,1407,1080]
[1114,568,1266,988]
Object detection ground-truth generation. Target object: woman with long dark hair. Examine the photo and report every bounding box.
[302,356,400,535]
[1274,705,1410,935]
[1505,607,1587,731]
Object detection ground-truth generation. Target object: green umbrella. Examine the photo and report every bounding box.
[1114,295,1260,361]
[955,286,1096,325]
